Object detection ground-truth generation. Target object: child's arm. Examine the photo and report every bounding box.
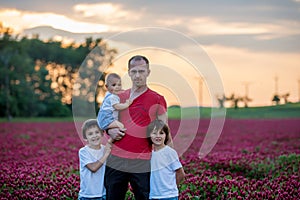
[175,167,186,186]
[85,142,112,173]
[113,99,133,111]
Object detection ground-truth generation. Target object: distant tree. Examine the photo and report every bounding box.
[0,23,117,118]
[281,93,290,104]
[216,94,227,108]
[242,96,252,108]
[0,26,36,118]
[227,94,243,109]
[272,94,280,105]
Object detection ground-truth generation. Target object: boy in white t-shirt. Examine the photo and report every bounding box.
[146,120,185,200]
[78,119,112,200]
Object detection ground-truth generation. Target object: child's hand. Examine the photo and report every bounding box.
[126,99,133,106]
[104,140,112,155]
[107,137,114,144]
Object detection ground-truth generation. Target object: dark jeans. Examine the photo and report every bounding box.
[150,197,178,200]
[78,196,106,200]
[104,155,150,200]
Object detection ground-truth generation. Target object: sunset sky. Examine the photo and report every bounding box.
[1,0,300,107]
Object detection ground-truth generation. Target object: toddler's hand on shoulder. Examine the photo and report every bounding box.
[126,99,133,106]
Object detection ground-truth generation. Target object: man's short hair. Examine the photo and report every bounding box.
[128,55,149,70]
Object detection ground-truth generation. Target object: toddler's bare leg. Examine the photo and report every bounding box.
[107,120,125,129]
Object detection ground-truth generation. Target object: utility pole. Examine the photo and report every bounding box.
[272,75,280,105]
[242,81,252,107]
[274,76,278,95]
[242,82,251,97]
[193,75,203,106]
[198,76,203,106]
[298,79,300,102]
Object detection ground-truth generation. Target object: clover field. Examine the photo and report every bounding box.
[0,119,299,199]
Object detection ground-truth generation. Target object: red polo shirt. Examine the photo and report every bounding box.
[111,88,167,160]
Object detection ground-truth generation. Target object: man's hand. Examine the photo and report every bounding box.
[107,128,126,141]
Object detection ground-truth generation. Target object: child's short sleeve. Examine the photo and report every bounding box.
[79,148,95,167]
[169,148,182,171]
[110,94,120,106]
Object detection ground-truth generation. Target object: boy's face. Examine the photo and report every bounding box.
[150,127,166,147]
[85,126,102,147]
[106,78,122,94]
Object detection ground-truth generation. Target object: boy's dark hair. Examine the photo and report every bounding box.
[128,55,149,70]
[146,119,170,145]
[81,119,102,139]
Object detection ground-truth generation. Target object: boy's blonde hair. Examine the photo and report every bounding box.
[81,119,102,139]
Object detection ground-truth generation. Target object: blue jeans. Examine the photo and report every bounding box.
[78,196,106,200]
[150,197,178,200]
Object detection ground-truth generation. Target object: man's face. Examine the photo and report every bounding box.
[128,59,150,88]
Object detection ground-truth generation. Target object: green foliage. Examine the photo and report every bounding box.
[167,106,212,119]
[0,24,117,118]
[208,153,300,180]
[249,153,300,179]
[179,154,299,199]
[125,190,135,199]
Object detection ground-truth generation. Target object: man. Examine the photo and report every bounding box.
[105,55,168,200]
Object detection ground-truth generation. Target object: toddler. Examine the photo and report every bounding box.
[97,73,132,131]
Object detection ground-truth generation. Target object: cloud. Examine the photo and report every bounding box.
[1,0,299,53]
[0,8,110,33]
[155,15,300,39]
[70,2,145,32]
[73,3,141,23]
[1,0,299,106]
[187,17,270,35]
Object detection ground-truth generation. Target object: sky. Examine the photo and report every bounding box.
[1,0,300,107]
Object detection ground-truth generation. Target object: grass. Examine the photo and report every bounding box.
[225,102,300,119]
[167,102,300,119]
[1,102,300,122]
[0,117,74,123]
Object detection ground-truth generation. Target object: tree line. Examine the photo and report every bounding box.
[0,23,117,119]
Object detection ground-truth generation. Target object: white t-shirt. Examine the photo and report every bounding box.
[149,145,182,199]
[78,145,106,198]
